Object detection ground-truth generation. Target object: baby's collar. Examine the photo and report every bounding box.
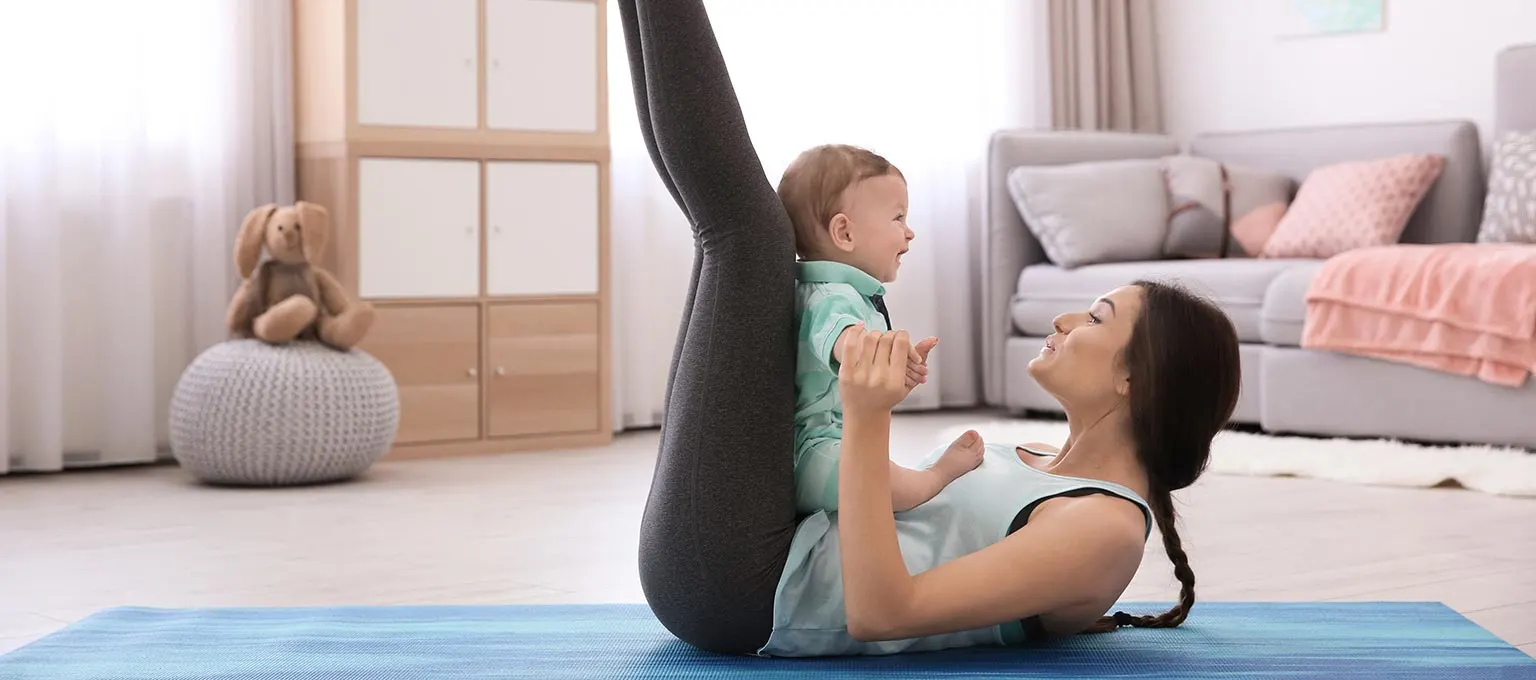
[796,260,885,298]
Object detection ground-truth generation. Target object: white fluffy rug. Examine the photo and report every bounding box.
[939,420,1536,498]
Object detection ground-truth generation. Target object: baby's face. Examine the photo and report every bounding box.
[838,172,913,283]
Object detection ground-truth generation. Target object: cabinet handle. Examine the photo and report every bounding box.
[493,225,502,236]
[464,57,473,68]
[492,58,501,70]
[464,226,473,236]
[467,367,478,378]
[495,366,506,377]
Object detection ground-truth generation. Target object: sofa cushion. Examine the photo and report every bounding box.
[1012,258,1317,343]
[1260,260,1326,346]
[1005,159,1169,268]
[1261,153,1446,258]
[1162,155,1297,258]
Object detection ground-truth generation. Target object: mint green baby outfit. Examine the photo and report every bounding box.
[792,260,891,514]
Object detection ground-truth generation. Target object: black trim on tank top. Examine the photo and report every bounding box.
[1007,487,1142,535]
[1006,486,1153,641]
[1015,445,1057,458]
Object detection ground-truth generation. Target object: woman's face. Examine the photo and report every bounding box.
[1027,285,1145,411]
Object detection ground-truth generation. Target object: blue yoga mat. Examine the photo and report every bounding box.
[2,602,1532,679]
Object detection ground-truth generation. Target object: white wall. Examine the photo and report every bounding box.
[1156,0,1536,144]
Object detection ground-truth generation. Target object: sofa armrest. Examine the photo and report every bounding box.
[979,130,1179,406]
[1496,43,1536,137]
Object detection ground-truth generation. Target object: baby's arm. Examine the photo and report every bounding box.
[830,322,862,368]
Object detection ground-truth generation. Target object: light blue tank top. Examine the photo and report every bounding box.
[757,441,1152,657]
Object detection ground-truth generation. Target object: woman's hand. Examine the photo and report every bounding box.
[838,327,914,416]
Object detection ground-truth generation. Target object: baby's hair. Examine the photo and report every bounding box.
[777,144,903,258]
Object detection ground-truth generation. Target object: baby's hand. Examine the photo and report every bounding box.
[905,336,939,389]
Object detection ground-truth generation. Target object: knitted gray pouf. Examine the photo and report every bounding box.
[169,339,400,486]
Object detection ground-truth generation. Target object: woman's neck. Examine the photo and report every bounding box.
[1049,403,1149,498]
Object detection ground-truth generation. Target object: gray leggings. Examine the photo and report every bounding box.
[619,0,802,656]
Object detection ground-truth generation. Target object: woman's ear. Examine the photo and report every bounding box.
[1114,351,1133,398]
[296,201,330,264]
[236,204,277,278]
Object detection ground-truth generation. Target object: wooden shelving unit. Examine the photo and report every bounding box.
[291,0,611,459]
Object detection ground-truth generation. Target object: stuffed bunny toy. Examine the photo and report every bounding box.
[225,201,376,350]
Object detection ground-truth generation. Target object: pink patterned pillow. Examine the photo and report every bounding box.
[1260,153,1445,259]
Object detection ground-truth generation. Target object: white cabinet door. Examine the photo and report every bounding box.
[485,161,599,296]
[356,0,478,128]
[485,0,599,132]
[358,158,482,298]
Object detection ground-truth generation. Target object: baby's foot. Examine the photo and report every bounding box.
[933,429,985,482]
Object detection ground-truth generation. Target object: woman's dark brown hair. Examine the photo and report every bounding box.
[1084,279,1242,633]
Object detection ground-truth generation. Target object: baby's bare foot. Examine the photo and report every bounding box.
[934,429,985,481]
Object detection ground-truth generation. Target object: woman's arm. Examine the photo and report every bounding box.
[839,400,907,636]
[835,329,1145,641]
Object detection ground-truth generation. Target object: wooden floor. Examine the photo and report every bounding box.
[2,410,1533,658]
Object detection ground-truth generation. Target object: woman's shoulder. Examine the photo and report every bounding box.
[1031,491,1148,538]
[1007,493,1148,634]
[1004,492,1148,591]
[1007,494,1149,611]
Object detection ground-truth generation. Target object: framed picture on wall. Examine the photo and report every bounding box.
[1276,0,1385,39]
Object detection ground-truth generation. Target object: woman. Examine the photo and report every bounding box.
[620,0,1243,657]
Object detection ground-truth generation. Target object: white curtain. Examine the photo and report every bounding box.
[0,0,293,474]
[607,0,1044,430]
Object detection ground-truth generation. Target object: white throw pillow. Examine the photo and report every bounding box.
[1006,159,1169,268]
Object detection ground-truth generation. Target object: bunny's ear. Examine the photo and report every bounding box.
[296,201,330,264]
[236,204,277,278]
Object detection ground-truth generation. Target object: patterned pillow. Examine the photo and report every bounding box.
[1477,130,1536,244]
[1261,153,1445,259]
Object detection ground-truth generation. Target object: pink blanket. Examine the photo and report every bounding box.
[1302,243,1536,387]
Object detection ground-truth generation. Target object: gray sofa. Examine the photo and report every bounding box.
[978,118,1536,449]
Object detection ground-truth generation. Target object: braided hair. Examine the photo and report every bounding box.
[1084,279,1240,633]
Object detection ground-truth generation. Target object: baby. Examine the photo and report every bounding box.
[778,144,985,515]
